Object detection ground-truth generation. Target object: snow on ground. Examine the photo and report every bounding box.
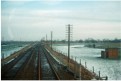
[1,44,28,59]
[53,44,121,80]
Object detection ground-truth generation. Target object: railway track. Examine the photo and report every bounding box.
[38,44,60,80]
[1,43,75,80]
[1,48,31,75]
[1,45,36,80]
[39,44,75,80]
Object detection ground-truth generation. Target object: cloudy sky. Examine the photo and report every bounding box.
[1,0,121,41]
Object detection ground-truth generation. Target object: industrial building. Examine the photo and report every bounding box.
[101,48,121,59]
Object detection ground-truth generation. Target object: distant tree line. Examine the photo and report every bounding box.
[1,41,34,45]
[2,38,121,45]
[77,38,121,43]
[51,38,121,43]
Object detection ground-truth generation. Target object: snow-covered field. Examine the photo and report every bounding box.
[1,44,27,59]
[53,44,121,80]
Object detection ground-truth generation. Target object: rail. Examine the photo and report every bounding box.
[1,47,34,80]
[38,44,60,80]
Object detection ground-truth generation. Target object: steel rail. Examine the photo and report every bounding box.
[40,45,61,80]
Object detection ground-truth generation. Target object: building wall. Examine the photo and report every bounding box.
[106,48,119,59]
[101,48,120,59]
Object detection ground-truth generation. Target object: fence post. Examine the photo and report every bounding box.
[99,71,100,80]
[80,59,81,65]
[79,59,81,80]
[74,57,77,78]
[85,61,87,68]
[93,66,94,73]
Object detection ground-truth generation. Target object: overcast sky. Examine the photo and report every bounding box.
[1,0,121,41]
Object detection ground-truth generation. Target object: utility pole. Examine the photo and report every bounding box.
[66,24,72,69]
[51,31,53,49]
[46,34,47,41]
[46,34,47,44]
